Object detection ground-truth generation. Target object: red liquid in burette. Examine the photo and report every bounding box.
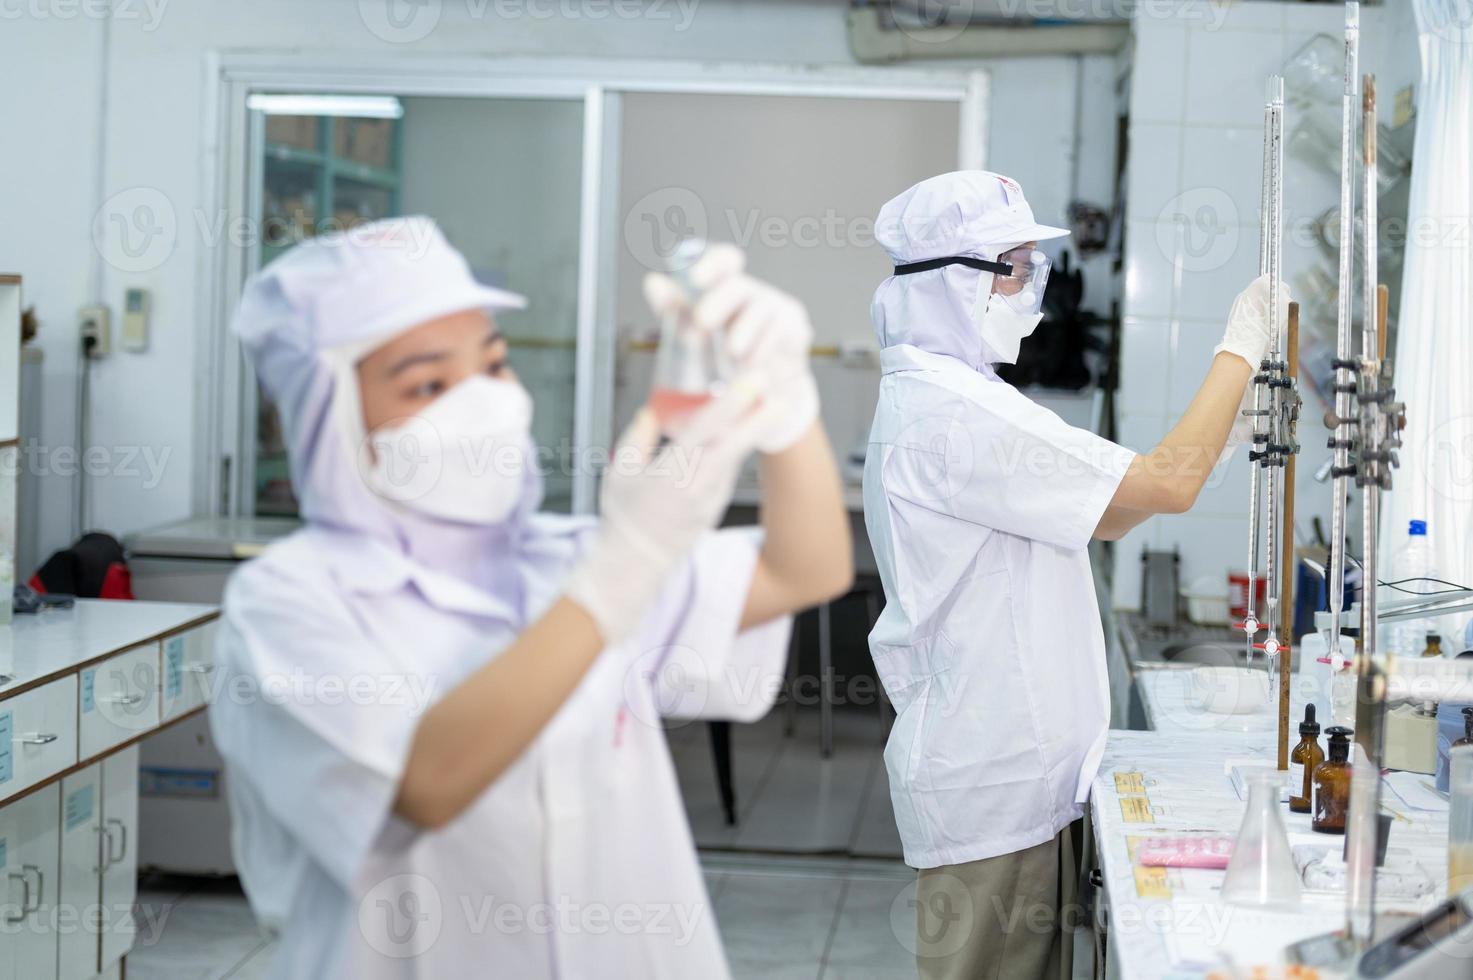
[648,387,713,426]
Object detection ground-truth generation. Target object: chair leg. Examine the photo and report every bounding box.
[783,615,800,737]
[819,601,833,758]
[708,720,737,826]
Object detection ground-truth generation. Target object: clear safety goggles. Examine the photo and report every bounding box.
[892,245,1052,316]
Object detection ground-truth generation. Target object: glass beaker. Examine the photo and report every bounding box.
[1450,747,1473,897]
[649,238,729,428]
[1221,768,1304,907]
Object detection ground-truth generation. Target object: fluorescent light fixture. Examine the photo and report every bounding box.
[246,94,404,119]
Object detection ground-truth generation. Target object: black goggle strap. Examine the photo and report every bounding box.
[892,256,1013,278]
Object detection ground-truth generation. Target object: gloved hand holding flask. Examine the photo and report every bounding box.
[644,242,819,453]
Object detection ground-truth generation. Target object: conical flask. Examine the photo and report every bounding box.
[650,239,729,428]
[1221,768,1303,907]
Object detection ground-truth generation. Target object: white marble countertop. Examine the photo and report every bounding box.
[0,599,219,698]
[1134,664,1312,739]
[1094,725,1453,978]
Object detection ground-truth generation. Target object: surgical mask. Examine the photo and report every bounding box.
[360,375,535,525]
[976,290,1044,365]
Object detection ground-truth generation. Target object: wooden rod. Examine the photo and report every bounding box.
[1278,301,1300,770]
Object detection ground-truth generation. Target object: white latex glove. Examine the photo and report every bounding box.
[644,244,819,454]
[1214,273,1291,371]
[564,386,767,644]
[1214,275,1290,465]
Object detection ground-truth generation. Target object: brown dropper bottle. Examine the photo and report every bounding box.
[1313,726,1354,834]
[1289,704,1325,814]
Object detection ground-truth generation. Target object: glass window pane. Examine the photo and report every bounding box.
[398,96,585,513]
[250,95,584,517]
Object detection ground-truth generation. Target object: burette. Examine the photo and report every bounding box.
[1242,77,1287,665]
[1325,2,1360,671]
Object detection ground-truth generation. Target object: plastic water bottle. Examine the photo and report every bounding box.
[1389,519,1437,656]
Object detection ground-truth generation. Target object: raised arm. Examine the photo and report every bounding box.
[1094,275,1286,540]
[644,243,853,627]
[396,392,768,829]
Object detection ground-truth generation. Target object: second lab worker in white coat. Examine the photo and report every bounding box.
[209,218,852,978]
[863,172,1285,980]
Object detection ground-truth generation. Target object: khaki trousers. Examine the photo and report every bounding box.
[914,822,1081,980]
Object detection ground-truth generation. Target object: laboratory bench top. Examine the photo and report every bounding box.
[0,599,219,699]
[1091,729,1452,978]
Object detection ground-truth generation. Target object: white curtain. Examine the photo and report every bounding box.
[1380,0,1473,636]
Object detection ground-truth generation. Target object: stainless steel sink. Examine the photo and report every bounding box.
[1158,641,1293,672]
[1161,641,1254,667]
[1118,612,1295,675]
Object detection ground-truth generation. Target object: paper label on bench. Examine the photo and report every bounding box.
[81,670,95,714]
[165,636,184,700]
[65,784,95,831]
[0,711,11,784]
[1114,772,1146,795]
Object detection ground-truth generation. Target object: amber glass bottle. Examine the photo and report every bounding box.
[1422,633,1444,658]
[1289,705,1325,814]
[1313,726,1354,834]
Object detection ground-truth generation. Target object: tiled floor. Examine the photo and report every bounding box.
[667,705,903,859]
[129,707,914,978]
[130,853,918,979]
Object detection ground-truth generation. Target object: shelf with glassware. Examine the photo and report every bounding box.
[258,114,403,271]
[256,114,402,515]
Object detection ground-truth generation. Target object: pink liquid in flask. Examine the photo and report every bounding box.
[649,387,713,426]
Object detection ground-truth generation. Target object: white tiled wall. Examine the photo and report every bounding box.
[1112,0,1420,610]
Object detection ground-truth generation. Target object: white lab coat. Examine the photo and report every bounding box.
[863,344,1134,869]
[209,520,789,979]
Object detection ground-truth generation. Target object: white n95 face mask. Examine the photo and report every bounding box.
[360,375,535,525]
[976,290,1044,365]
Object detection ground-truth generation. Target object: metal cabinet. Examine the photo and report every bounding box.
[56,747,139,980]
[56,765,101,980]
[0,784,61,980]
[0,676,79,805]
[78,645,161,759]
[98,750,138,970]
[160,622,219,723]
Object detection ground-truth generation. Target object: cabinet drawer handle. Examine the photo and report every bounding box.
[14,732,58,745]
[25,866,42,910]
[184,663,216,674]
[6,865,39,922]
[106,817,129,867]
[96,693,144,706]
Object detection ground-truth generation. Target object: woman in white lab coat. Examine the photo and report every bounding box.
[208,217,852,978]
